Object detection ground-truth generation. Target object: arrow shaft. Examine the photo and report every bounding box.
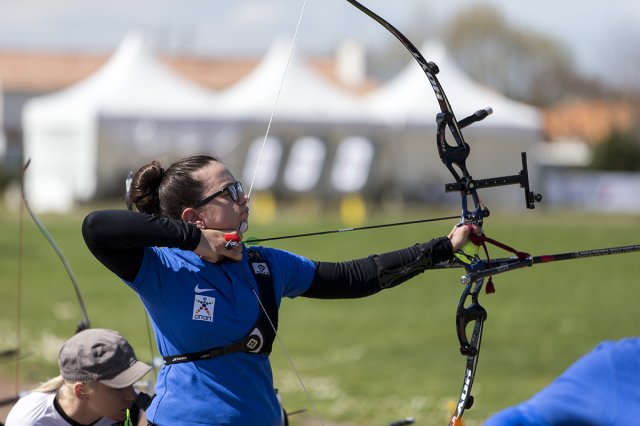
[458,243,640,283]
[246,214,460,244]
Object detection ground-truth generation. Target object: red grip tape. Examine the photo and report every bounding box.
[224,233,240,242]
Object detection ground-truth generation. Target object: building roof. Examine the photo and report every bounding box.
[0,48,376,94]
[543,100,636,144]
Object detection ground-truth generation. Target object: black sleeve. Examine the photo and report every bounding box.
[302,237,453,299]
[82,210,202,282]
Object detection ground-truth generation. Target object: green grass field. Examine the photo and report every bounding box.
[1,202,638,425]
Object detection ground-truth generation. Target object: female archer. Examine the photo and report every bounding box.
[82,154,476,425]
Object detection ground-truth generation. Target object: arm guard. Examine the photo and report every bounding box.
[304,237,453,299]
[371,236,453,289]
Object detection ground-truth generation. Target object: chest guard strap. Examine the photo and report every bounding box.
[163,249,278,365]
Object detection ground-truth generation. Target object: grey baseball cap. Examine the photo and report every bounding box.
[58,328,152,389]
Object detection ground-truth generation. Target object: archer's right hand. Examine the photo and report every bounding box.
[194,229,243,263]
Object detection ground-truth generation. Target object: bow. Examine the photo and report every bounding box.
[343,1,542,424]
[20,159,91,333]
[1,160,92,411]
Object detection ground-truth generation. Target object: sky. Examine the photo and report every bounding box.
[0,0,638,88]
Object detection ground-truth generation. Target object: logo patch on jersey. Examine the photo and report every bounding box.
[194,283,215,294]
[192,295,215,322]
[245,328,264,353]
[251,262,270,276]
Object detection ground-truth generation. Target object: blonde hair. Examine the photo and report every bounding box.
[32,375,65,393]
[32,375,97,399]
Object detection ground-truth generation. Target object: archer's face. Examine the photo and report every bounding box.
[85,382,136,421]
[192,162,249,232]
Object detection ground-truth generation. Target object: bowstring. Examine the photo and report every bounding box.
[16,165,25,395]
[242,1,325,424]
[238,264,325,425]
[245,0,309,201]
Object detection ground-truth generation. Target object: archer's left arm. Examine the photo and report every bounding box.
[302,237,453,299]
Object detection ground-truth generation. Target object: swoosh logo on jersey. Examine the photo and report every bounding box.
[194,284,215,294]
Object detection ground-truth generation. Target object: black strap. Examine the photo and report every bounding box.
[164,249,278,365]
[246,249,278,353]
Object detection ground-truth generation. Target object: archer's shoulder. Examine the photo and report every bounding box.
[247,245,314,267]
[593,336,640,357]
[5,391,56,425]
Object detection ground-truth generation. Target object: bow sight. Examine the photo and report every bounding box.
[439,106,542,213]
[433,84,542,222]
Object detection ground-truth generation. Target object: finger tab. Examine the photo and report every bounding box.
[224,233,241,242]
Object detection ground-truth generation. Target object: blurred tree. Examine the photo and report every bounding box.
[366,4,616,107]
[366,1,440,80]
[590,127,640,171]
[441,5,608,107]
[365,3,639,109]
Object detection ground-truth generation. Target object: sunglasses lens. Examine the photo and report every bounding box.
[228,182,243,202]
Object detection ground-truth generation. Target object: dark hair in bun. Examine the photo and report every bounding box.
[129,155,219,219]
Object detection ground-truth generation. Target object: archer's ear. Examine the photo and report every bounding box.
[182,208,198,223]
[73,382,91,400]
[182,208,204,228]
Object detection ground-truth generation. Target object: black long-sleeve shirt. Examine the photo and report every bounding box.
[82,210,453,298]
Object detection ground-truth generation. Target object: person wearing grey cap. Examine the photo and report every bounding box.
[5,328,152,426]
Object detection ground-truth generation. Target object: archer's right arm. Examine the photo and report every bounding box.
[82,210,201,282]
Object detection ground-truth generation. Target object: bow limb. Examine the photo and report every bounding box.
[344,0,481,222]
[20,159,90,333]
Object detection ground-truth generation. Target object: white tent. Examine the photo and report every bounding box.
[363,40,544,208]
[216,38,365,123]
[22,33,218,212]
[216,38,373,196]
[365,39,541,129]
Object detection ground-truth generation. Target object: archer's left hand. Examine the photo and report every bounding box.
[448,223,482,252]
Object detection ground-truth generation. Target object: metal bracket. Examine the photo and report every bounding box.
[445,152,542,209]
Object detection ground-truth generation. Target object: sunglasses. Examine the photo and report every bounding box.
[193,181,244,207]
